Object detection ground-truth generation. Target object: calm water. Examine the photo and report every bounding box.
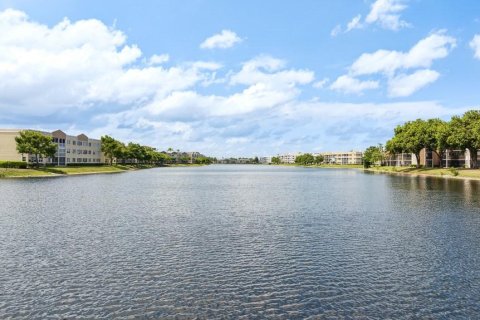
[1,165,480,319]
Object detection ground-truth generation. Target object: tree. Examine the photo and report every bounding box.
[15,130,57,167]
[101,136,122,165]
[363,145,384,168]
[253,156,259,164]
[271,156,281,164]
[447,110,480,168]
[314,155,324,165]
[386,119,428,168]
[425,118,450,167]
[295,153,315,165]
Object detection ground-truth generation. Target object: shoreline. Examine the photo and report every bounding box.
[364,167,480,181]
[0,164,207,179]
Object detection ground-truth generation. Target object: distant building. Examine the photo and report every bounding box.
[0,129,103,165]
[278,152,303,164]
[383,152,415,167]
[166,151,205,164]
[259,156,272,164]
[319,151,363,165]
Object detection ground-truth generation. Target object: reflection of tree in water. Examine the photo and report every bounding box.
[387,175,480,207]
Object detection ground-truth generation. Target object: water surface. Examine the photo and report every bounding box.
[1,165,479,319]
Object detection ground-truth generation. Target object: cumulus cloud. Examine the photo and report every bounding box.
[0,9,214,115]
[387,69,440,97]
[351,31,456,76]
[331,32,455,97]
[330,75,379,94]
[470,35,480,59]
[200,29,242,49]
[0,9,465,157]
[366,0,410,30]
[346,15,363,32]
[149,54,169,65]
[336,0,409,36]
[313,78,329,89]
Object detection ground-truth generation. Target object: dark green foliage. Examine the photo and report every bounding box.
[295,153,315,165]
[0,161,28,169]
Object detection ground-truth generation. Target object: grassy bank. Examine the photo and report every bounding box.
[270,163,363,169]
[366,166,480,180]
[0,164,209,178]
[0,165,130,178]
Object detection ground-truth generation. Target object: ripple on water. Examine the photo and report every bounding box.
[1,166,480,319]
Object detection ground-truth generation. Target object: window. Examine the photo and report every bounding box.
[77,158,82,162]
[73,141,76,145]
[71,158,75,163]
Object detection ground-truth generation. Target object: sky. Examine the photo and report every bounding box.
[0,0,479,157]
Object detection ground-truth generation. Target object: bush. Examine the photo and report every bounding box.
[449,167,459,176]
[0,161,28,169]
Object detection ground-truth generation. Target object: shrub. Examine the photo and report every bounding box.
[0,161,28,169]
[449,167,459,176]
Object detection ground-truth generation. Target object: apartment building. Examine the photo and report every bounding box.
[0,129,103,165]
[383,153,415,167]
[278,152,303,164]
[259,156,272,164]
[320,151,363,165]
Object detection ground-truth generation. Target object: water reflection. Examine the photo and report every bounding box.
[0,166,479,319]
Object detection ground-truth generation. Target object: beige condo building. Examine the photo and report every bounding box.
[0,129,103,165]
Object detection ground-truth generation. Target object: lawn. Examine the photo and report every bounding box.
[367,166,480,179]
[0,165,128,178]
[0,168,58,178]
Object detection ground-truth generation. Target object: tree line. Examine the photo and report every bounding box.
[270,154,325,165]
[101,136,213,165]
[363,110,480,169]
[13,130,213,167]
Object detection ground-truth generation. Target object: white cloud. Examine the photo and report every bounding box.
[387,69,440,97]
[339,0,409,35]
[346,15,363,32]
[200,29,242,49]
[365,0,410,30]
[229,55,314,88]
[330,24,342,37]
[0,9,215,114]
[351,32,456,76]
[149,54,169,65]
[330,32,455,97]
[470,35,480,59]
[330,75,379,94]
[313,78,329,89]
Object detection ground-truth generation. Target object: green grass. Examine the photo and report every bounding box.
[0,168,58,178]
[366,166,480,179]
[271,163,363,169]
[0,165,128,178]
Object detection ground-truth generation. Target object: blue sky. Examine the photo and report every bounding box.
[0,0,479,157]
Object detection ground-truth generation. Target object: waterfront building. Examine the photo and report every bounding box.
[166,151,205,164]
[0,129,103,165]
[383,153,415,167]
[319,151,363,165]
[278,152,303,164]
[259,156,272,164]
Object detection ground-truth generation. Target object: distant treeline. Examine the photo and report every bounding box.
[101,136,214,165]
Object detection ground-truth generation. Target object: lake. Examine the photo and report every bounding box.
[1,165,479,319]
